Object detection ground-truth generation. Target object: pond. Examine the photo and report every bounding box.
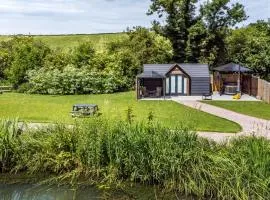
[0,184,100,200]
[0,183,194,200]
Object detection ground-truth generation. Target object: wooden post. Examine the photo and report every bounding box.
[163,78,166,99]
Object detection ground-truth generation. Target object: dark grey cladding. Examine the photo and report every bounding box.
[141,63,210,95]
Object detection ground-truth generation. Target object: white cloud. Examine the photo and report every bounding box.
[0,0,269,35]
[0,0,84,15]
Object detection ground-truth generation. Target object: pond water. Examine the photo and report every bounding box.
[0,184,100,200]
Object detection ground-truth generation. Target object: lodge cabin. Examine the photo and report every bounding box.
[136,63,210,99]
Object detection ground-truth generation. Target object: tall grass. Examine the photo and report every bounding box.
[0,118,269,199]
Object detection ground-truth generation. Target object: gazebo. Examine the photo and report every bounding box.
[213,63,252,95]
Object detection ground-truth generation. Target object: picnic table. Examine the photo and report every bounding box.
[70,104,98,118]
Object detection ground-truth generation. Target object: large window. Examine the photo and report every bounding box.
[177,76,183,93]
[184,77,188,94]
[170,76,176,94]
[166,77,170,94]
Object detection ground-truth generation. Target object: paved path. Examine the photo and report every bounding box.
[173,100,270,142]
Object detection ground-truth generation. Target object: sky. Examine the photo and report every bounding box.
[0,0,269,35]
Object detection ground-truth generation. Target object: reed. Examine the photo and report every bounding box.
[0,118,269,199]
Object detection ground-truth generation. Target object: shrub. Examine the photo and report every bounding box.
[27,66,129,95]
[16,82,31,93]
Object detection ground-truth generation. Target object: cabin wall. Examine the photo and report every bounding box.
[166,66,191,95]
[190,77,210,95]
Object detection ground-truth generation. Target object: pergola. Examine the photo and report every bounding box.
[136,71,166,99]
[214,63,252,95]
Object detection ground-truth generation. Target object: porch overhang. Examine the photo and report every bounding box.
[137,71,165,79]
[136,71,166,100]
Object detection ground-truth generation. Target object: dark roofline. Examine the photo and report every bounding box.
[214,62,252,73]
[137,71,165,79]
[165,64,191,78]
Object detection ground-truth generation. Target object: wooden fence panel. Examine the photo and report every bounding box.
[251,76,258,97]
[256,78,270,104]
[242,75,251,95]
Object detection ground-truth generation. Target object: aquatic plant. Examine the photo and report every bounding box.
[0,118,270,199]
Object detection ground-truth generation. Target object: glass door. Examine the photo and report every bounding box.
[167,75,187,96]
[177,76,183,94]
[166,77,170,94]
[170,75,176,94]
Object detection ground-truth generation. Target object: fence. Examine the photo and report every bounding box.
[242,76,270,104]
[212,74,270,104]
[257,78,270,103]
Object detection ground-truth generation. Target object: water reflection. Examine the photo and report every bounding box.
[0,184,100,200]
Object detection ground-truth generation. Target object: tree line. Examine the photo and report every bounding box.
[148,0,270,79]
[0,28,172,94]
[0,0,269,94]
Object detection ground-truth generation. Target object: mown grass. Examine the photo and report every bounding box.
[0,119,269,199]
[202,101,270,120]
[0,92,241,132]
[0,33,127,51]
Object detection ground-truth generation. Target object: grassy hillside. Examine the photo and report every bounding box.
[0,33,127,51]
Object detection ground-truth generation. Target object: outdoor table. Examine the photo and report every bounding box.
[148,90,156,97]
[70,104,98,117]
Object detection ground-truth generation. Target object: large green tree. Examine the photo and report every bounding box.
[194,0,247,68]
[148,0,198,62]
[227,21,270,80]
[6,37,50,86]
[148,0,247,68]
[0,40,13,79]
[107,27,173,87]
[72,43,95,68]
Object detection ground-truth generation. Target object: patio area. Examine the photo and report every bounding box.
[142,92,259,101]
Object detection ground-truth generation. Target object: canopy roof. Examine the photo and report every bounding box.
[137,71,165,79]
[214,63,252,73]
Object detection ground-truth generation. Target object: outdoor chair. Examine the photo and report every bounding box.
[141,87,149,97]
[202,93,212,100]
[155,87,162,97]
[202,84,213,100]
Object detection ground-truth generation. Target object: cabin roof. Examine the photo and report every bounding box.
[142,63,210,78]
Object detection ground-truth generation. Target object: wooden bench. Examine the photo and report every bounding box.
[0,86,12,93]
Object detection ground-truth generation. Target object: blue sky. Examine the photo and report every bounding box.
[0,0,269,35]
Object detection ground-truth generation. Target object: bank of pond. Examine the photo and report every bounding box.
[0,182,194,200]
[0,118,270,199]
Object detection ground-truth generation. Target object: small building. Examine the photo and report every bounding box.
[213,63,252,95]
[136,63,210,99]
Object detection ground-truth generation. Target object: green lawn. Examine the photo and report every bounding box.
[0,92,241,133]
[202,101,270,120]
[0,33,126,51]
